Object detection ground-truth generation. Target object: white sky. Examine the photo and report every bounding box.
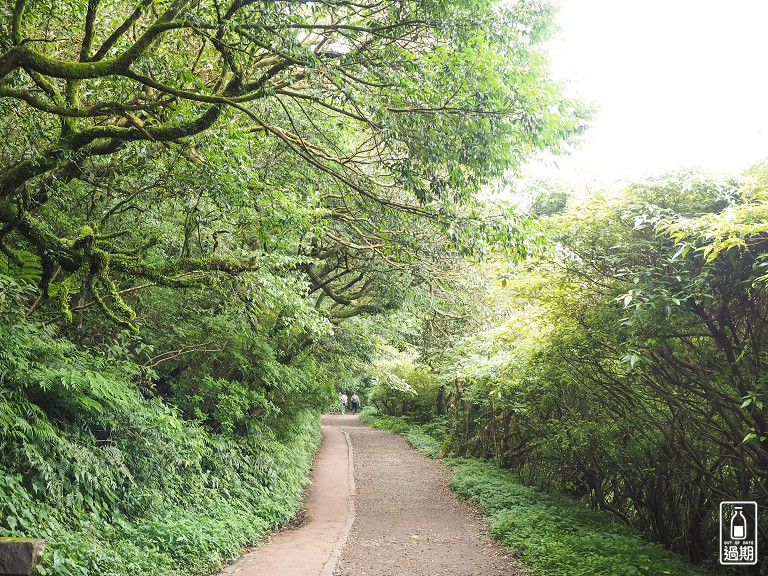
[525,0,768,185]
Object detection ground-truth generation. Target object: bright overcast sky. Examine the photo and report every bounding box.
[525,0,768,185]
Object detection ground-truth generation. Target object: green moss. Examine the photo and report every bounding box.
[0,202,19,223]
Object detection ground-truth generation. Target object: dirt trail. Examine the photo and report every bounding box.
[220,414,524,576]
[220,420,352,576]
[332,417,524,576]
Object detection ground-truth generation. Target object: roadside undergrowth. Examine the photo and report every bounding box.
[1,410,320,576]
[1,278,325,576]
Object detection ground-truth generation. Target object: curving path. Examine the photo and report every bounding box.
[219,414,525,576]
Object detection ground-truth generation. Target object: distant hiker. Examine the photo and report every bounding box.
[350,393,360,415]
[340,392,348,415]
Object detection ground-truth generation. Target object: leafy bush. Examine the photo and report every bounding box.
[0,276,322,575]
[1,408,320,576]
[358,405,379,424]
[368,355,442,423]
[424,171,768,569]
[364,414,413,434]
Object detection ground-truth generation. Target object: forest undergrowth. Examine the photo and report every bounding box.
[0,277,321,576]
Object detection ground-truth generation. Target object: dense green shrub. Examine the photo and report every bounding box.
[387,170,768,571]
[0,276,321,575]
[367,355,443,423]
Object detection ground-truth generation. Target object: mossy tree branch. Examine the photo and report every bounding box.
[0,0,583,329]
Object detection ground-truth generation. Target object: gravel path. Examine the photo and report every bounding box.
[332,416,525,576]
[218,415,525,576]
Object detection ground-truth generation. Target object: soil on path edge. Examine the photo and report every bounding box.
[219,414,525,576]
[219,418,352,576]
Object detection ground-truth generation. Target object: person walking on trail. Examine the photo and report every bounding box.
[339,392,348,415]
[350,393,360,415]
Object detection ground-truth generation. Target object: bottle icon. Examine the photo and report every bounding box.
[731,507,747,540]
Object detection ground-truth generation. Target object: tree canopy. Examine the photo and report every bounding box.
[1,0,585,330]
[6,3,767,575]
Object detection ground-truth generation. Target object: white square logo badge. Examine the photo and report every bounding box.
[720,501,758,566]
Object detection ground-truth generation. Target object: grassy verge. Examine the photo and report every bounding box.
[2,411,321,576]
[361,410,709,576]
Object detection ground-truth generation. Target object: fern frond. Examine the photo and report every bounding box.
[0,247,43,286]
